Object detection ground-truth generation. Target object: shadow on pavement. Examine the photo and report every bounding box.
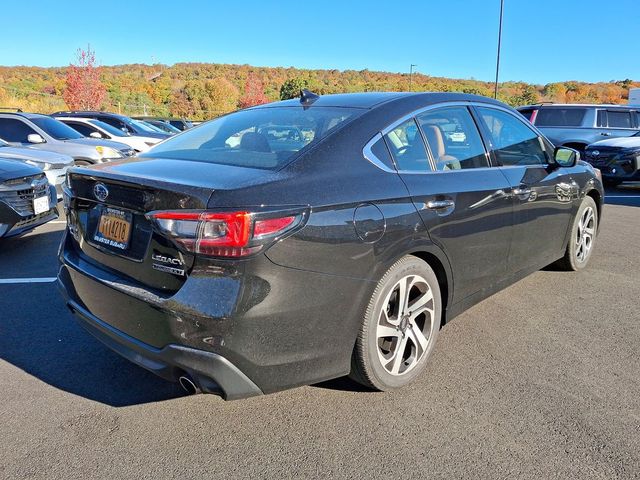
[0,281,186,407]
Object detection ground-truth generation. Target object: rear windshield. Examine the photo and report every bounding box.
[142,106,363,170]
[535,108,586,127]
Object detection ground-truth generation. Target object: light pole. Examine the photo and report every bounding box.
[494,0,504,99]
[409,64,417,91]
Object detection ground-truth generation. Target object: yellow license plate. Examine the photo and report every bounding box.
[94,208,132,250]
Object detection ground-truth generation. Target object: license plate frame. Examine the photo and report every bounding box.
[94,207,133,250]
[33,195,50,215]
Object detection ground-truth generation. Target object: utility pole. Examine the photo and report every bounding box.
[494,0,504,99]
[409,64,417,91]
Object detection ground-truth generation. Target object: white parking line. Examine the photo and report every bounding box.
[50,221,67,224]
[0,278,57,284]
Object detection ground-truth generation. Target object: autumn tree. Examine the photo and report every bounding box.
[279,77,308,100]
[63,46,106,110]
[185,77,238,118]
[238,73,269,109]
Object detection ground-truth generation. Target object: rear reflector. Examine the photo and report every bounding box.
[147,209,304,258]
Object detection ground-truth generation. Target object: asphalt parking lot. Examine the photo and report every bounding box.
[1,185,639,479]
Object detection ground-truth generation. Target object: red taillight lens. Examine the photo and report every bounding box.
[254,216,295,237]
[147,210,303,258]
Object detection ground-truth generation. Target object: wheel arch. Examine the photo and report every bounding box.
[408,249,453,325]
[585,188,602,231]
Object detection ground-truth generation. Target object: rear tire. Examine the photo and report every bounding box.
[554,196,598,271]
[350,256,442,391]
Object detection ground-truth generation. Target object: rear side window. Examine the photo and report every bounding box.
[384,119,430,171]
[416,106,488,170]
[477,107,547,166]
[607,110,632,128]
[535,108,586,127]
[0,118,37,142]
[368,136,395,169]
[144,106,363,170]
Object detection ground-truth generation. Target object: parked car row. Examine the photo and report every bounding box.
[518,103,640,185]
[0,108,193,238]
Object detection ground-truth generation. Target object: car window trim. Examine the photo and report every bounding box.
[364,101,534,175]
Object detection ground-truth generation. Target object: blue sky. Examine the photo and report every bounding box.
[3,0,638,84]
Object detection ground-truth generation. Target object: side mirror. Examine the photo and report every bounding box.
[554,146,579,168]
[89,132,103,139]
[27,133,45,144]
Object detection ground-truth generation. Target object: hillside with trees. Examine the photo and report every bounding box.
[0,61,637,120]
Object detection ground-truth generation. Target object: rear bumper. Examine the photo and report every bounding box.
[63,296,263,400]
[57,230,372,397]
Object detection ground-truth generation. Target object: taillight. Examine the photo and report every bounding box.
[147,209,306,258]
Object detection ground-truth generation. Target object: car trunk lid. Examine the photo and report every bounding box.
[65,157,274,293]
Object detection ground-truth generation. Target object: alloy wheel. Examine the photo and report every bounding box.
[576,206,595,263]
[376,274,436,376]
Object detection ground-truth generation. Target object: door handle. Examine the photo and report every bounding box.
[426,199,455,210]
[511,186,532,196]
[600,132,611,136]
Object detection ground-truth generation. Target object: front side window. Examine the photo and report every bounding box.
[417,106,488,170]
[535,108,586,127]
[477,107,547,166]
[607,110,632,128]
[65,121,97,137]
[30,117,84,140]
[0,118,37,143]
[143,106,363,170]
[384,119,430,171]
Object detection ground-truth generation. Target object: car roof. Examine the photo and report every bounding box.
[52,111,130,120]
[519,103,637,109]
[253,91,506,110]
[0,111,50,120]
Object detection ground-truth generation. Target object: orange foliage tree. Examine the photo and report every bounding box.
[238,73,269,109]
[63,46,106,110]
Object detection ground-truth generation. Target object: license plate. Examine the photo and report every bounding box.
[94,208,133,250]
[33,195,50,215]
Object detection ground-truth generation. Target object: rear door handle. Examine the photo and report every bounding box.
[426,199,455,210]
[600,132,612,136]
[512,186,532,196]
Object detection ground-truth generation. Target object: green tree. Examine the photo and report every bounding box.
[279,77,308,100]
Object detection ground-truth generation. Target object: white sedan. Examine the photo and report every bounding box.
[56,117,162,153]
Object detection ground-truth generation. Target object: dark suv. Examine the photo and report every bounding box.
[518,104,640,153]
[52,111,170,140]
[58,92,603,400]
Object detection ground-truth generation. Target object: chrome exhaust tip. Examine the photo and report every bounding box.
[178,375,200,395]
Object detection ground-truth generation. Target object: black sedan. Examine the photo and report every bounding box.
[584,132,640,186]
[0,158,58,238]
[58,92,604,399]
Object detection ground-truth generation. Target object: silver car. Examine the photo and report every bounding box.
[0,112,136,165]
[517,103,640,153]
[0,137,73,199]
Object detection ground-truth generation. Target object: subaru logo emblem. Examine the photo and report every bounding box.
[591,150,600,157]
[93,182,109,202]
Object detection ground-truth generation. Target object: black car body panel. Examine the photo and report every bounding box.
[58,93,604,398]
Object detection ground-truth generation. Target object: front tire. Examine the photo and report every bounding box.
[554,196,598,271]
[350,256,442,391]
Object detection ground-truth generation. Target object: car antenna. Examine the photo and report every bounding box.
[300,89,320,107]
